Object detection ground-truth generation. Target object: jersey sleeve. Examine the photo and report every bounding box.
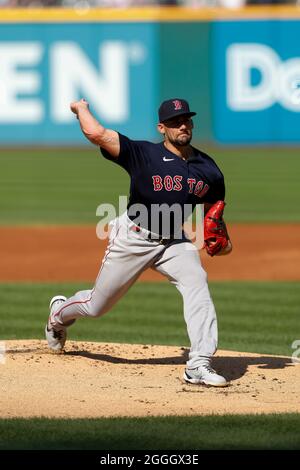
[204,174,225,203]
[100,133,140,173]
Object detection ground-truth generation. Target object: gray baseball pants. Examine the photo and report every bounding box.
[51,211,218,368]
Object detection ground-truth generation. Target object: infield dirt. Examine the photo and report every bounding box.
[1,223,300,281]
[1,340,299,418]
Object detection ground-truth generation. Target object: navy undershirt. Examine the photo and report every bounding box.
[101,133,225,237]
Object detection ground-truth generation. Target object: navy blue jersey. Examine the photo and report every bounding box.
[101,133,225,236]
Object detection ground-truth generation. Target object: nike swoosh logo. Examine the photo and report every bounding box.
[163,157,175,162]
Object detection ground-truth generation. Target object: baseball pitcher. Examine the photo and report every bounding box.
[45,98,232,387]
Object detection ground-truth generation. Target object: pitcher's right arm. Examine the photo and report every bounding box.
[70,99,120,158]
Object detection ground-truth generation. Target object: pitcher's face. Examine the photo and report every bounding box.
[158,115,193,147]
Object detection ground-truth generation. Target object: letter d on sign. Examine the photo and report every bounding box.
[227,43,280,111]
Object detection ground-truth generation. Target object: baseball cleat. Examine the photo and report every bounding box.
[45,295,67,352]
[183,360,228,387]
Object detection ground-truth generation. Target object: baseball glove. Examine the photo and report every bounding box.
[204,201,229,257]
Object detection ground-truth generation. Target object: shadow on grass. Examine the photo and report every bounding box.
[65,348,293,382]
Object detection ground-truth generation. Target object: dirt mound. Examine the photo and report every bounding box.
[1,340,299,418]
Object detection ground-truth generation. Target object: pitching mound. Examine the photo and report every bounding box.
[1,340,299,418]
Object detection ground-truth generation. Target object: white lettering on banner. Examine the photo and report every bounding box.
[51,41,132,123]
[291,78,300,105]
[227,44,279,111]
[279,59,300,110]
[0,43,43,123]
[227,43,300,112]
[0,40,146,126]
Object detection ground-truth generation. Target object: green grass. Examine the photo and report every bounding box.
[0,281,299,356]
[211,146,300,222]
[0,147,128,225]
[0,415,300,450]
[0,146,300,224]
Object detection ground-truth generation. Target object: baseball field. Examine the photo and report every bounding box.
[0,145,300,450]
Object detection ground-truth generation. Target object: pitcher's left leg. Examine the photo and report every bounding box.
[154,242,217,364]
[153,242,227,386]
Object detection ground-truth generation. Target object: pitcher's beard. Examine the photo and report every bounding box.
[171,134,192,147]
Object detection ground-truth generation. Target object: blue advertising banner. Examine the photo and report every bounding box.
[0,23,159,143]
[212,20,300,143]
[2,10,300,145]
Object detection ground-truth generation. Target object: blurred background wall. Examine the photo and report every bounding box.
[0,6,300,144]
